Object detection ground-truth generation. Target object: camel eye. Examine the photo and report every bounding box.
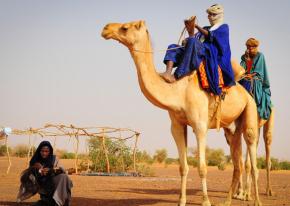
[121,27,128,32]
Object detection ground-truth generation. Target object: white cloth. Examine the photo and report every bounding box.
[207,4,224,26]
[206,4,224,14]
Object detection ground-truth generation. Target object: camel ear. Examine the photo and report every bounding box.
[135,20,145,30]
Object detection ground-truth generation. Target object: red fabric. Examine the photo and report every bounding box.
[246,59,253,73]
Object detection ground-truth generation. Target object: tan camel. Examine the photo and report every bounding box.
[231,111,274,201]
[101,20,262,206]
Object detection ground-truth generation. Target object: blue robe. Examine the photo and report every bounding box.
[239,52,272,119]
[163,24,235,95]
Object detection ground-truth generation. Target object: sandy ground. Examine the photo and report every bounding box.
[0,157,289,206]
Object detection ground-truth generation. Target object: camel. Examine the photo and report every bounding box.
[231,110,274,201]
[101,20,262,206]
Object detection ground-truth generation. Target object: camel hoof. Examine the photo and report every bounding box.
[202,199,211,206]
[266,188,273,196]
[216,200,231,206]
[244,192,252,201]
[178,198,186,206]
[254,200,262,206]
[233,192,245,200]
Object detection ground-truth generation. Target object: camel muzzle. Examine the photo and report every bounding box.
[101,28,112,40]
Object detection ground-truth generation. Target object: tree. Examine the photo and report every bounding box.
[153,149,168,163]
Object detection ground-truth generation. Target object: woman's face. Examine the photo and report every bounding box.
[40,146,50,159]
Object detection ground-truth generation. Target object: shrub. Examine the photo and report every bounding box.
[257,157,266,169]
[217,162,226,171]
[189,147,226,167]
[13,145,29,157]
[153,149,168,163]
[187,156,198,167]
[136,150,153,164]
[270,158,280,170]
[207,148,225,166]
[136,163,155,176]
[88,137,133,172]
[279,161,290,170]
[0,145,11,157]
[61,152,75,159]
[165,158,178,165]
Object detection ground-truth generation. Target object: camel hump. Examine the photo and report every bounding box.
[231,59,245,81]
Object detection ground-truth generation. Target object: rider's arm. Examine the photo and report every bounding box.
[195,24,209,37]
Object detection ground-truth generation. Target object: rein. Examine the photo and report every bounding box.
[130,45,184,54]
[130,21,193,54]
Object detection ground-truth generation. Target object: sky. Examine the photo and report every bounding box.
[0,0,289,160]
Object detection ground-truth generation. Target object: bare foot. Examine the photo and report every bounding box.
[160,72,176,83]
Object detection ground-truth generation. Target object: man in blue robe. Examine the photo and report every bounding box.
[160,4,235,95]
[239,38,272,120]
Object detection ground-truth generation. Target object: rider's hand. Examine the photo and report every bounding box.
[184,18,195,36]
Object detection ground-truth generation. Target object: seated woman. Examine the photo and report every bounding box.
[29,141,73,206]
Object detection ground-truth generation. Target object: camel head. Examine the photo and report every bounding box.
[101,20,148,49]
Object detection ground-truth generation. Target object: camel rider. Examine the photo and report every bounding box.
[160,4,235,95]
[239,38,272,120]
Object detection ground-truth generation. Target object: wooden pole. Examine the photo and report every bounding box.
[74,134,79,174]
[133,133,140,173]
[102,129,110,173]
[5,135,11,174]
[27,133,32,167]
[119,130,125,172]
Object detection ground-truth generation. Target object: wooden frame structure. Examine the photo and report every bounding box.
[0,124,140,174]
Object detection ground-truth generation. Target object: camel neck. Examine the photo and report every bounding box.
[129,41,181,111]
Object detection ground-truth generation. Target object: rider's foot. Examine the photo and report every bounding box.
[160,72,176,83]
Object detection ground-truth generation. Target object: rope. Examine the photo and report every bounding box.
[239,74,262,96]
[130,23,190,54]
[131,45,184,54]
[131,16,197,54]
[208,96,221,131]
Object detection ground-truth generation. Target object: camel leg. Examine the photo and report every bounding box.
[219,127,243,206]
[224,126,245,201]
[240,98,262,206]
[234,156,245,200]
[244,128,261,201]
[243,113,262,206]
[195,122,211,206]
[244,149,252,201]
[170,115,189,206]
[263,110,274,196]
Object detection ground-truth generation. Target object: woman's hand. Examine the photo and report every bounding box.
[32,163,43,169]
[39,168,50,176]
